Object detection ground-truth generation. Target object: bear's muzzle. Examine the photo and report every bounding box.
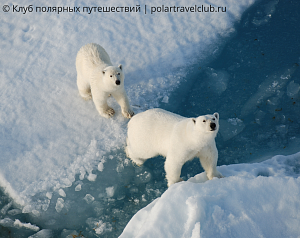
[210,123,216,131]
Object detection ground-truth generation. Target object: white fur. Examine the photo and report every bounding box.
[126,108,223,187]
[76,43,134,118]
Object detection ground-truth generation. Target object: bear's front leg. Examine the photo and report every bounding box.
[198,148,224,180]
[112,90,134,119]
[164,154,185,187]
[92,89,115,118]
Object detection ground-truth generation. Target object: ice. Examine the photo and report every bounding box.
[74,184,81,192]
[276,125,288,137]
[135,167,152,184]
[1,0,300,237]
[60,229,79,238]
[55,198,64,213]
[1,201,12,215]
[120,153,300,238]
[254,110,266,125]
[205,67,230,95]
[219,118,245,141]
[83,194,95,204]
[0,218,39,232]
[87,173,97,182]
[7,209,22,216]
[86,218,112,235]
[0,218,14,227]
[161,95,169,103]
[106,187,115,198]
[28,229,53,238]
[97,158,106,172]
[45,192,52,200]
[241,66,296,117]
[191,222,201,238]
[58,189,66,198]
[14,219,40,232]
[252,0,278,26]
[287,80,300,97]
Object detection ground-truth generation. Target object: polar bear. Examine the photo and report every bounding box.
[125,108,223,187]
[76,43,134,118]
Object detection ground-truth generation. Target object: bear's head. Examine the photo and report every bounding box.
[191,112,219,137]
[102,65,124,92]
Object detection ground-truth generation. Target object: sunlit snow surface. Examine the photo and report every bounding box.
[0,0,300,237]
[121,153,300,238]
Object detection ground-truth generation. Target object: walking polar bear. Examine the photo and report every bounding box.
[76,43,134,119]
[125,108,223,187]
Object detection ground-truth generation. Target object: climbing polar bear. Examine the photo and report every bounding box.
[125,108,224,187]
[76,43,134,118]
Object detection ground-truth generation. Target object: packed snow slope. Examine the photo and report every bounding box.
[120,153,300,238]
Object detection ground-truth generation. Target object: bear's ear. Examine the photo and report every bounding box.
[214,112,219,120]
[118,64,123,70]
[102,70,105,75]
[192,118,196,124]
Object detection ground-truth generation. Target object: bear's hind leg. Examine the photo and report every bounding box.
[164,155,184,187]
[79,88,92,101]
[77,77,92,100]
[130,157,145,167]
[125,143,145,166]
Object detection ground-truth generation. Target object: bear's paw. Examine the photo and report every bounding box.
[122,109,135,119]
[105,107,115,118]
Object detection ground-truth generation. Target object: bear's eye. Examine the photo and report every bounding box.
[203,120,206,122]
[212,118,215,121]
[110,75,112,77]
[118,73,120,75]
[192,119,196,124]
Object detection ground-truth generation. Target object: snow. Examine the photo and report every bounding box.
[120,152,300,238]
[0,218,39,232]
[28,229,53,238]
[1,0,300,237]
[55,198,64,213]
[0,0,256,210]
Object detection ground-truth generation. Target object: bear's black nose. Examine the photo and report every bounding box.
[116,80,121,85]
[210,123,216,130]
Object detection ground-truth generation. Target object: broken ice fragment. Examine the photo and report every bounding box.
[58,189,66,197]
[106,187,114,198]
[287,80,300,97]
[219,118,245,141]
[162,96,169,103]
[84,194,95,204]
[55,198,64,213]
[87,173,97,182]
[75,184,82,191]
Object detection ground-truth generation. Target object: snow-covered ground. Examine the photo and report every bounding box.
[120,152,300,238]
[0,0,300,237]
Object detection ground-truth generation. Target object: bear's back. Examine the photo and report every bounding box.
[129,108,183,132]
[77,43,112,69]
[128,109,184,156]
